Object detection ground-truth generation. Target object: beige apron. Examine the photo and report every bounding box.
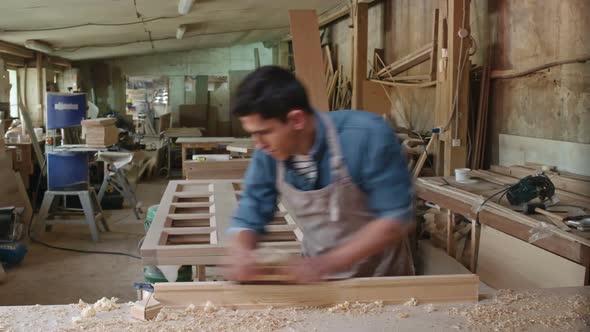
[277,113,415,278]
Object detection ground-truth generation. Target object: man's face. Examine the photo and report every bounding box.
[239,112,301,161]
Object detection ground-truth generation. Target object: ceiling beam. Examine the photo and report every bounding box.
[0,40,34,59]
[0,53,26,68]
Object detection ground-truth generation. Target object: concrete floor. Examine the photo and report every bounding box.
[0,179,168,306]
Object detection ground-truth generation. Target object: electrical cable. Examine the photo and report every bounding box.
[474,186,511,225]
[26,159,142,260]
[1,16,181,32]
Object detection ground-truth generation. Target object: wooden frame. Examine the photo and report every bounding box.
[141,180,302,266]
[132,274,479,320]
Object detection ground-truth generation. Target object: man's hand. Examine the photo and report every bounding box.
[223,230,260,282]
[279,256,330,284]
[223,247,261,282]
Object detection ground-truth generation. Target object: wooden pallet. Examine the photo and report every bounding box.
[141,180,302,266]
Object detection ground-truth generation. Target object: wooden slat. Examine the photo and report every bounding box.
[154,274,479,309]
[376,43,433,78]
[478,225,585,289]
[351,1,368,109]
[289,10,330,111]
[184,159,250,180]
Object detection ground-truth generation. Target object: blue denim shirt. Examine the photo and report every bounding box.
[230,110,414,234]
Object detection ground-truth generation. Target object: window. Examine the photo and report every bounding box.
[8,69,18,118]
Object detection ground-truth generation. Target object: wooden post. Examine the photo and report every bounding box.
[277,41,290,69]
[446,211,456,256]
[434,0,470,176]
[351,0,368,110]
[36,52,44,125]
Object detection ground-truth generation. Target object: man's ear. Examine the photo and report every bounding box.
[287,109,307,130]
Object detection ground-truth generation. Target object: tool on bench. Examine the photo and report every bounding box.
[506,174,556,206]
[564,215,590,231]
[519,202,572,231]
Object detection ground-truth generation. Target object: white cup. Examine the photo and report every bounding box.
[455,168,471,182]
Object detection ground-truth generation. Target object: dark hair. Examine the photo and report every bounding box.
[231,66,313,122]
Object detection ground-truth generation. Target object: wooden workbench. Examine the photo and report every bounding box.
[1,286,587,331]
[416,168,590,286]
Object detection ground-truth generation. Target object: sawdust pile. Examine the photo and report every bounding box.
[325,301,384,315]
[449,289,590,331]
[71,297,121,323]
[63,306,302,332]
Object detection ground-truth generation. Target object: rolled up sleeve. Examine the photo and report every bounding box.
[229,150,278,235]
[360,121,414,223]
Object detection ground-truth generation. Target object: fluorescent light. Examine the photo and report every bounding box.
[24,40,53,54]
[176,25,186,39]
[178,0,194,15]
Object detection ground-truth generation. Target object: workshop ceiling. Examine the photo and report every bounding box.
[0,0,347,61]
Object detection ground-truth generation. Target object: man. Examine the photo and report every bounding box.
[226,66,414,283]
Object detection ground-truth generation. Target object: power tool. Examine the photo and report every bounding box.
[506,173,556,206]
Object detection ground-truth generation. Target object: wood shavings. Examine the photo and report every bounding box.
[403,298,418,306]
[425,304,437,313]
[326,301,384,315]
[81,306,96,318]
[77,299,89,308]
[203,300,219,313]
[93,297,120,311]
[463,289,590,331]
[397,312,410,318]
[185,304,196,312]
[71,316,83,324]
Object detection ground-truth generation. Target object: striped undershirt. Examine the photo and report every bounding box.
[291,154,318,183]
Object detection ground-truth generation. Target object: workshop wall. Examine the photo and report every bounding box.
[488,0,590,165]
[76,42,273,128]
[327,2,385,86]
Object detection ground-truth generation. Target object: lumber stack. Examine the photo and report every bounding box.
[323,45,351,110]
[471,47,492,170]
[81,118,118,147]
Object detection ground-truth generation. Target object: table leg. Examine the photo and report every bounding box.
[447,211,456,256]
[181,144,186,178]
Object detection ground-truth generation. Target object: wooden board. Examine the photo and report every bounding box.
[140,180,301,266]
[376,43,433,78]
[178,104,208,129]
[361,80,390,115]
[153,274,479,309]
[499,134,590,177]
[228,70,252,137]
[478,225,586,289]
[184,159,250,180]
[288,10,329,111]
[164,127,203,138]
